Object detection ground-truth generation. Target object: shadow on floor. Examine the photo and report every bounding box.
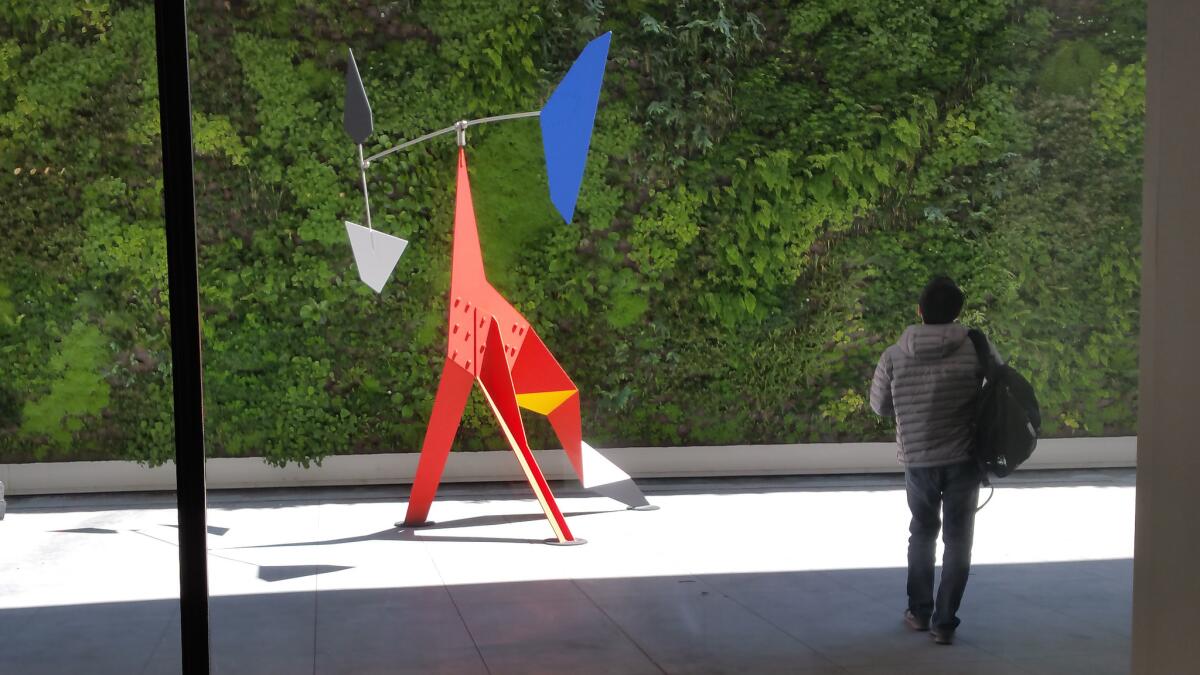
[235,510,618,548]
[257,565,353,582]
[0,559,1132,675]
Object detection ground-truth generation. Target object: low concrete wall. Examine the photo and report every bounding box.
[0,436,1135,496]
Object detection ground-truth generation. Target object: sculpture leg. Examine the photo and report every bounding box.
[403,358,475,527]
[478,318,578,544]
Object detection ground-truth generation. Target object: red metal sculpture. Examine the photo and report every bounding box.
[344,34,652,544]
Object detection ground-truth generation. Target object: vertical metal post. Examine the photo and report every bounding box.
[356,144,372,231]
[153,1,211,672]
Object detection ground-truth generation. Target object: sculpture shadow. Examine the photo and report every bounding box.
[164,523,229,536]
[257,564,353,582]
[234,510,615,548]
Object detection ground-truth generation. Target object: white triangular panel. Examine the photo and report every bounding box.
[345,221,408,293]
[578,440,651,509]
[580,440,633,489]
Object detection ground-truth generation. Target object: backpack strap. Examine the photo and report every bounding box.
[966,328,994,378]
[966,328,995,488]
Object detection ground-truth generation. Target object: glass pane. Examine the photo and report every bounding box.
[185,1,1142,672]
[0,2,181,673]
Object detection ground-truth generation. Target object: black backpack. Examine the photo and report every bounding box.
[966,330,1041,479]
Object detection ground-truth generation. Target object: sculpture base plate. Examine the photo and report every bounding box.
[396,520,436,528]
[629,504,660,511]
[545,537,587,546]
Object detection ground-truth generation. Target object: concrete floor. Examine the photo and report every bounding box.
[0,470,1134,674]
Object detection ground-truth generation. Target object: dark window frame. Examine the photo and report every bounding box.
[153,1,211,671]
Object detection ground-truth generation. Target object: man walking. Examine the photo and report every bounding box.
[870,276,992,645]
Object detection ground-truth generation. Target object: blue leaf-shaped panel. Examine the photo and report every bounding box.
[540,32,611,224]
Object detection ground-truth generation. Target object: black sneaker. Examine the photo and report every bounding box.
[904,610,930,631]
[930,627,954,645]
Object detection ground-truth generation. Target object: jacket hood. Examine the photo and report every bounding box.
[898,323,969,360]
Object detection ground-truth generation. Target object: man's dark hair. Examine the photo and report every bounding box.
[919,276,964,324]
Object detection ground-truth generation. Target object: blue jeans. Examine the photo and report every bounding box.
[905,459,982,631]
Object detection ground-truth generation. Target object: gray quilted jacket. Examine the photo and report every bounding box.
[870,323,998,468]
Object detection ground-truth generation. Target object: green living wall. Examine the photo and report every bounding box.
[0,0,1145,465]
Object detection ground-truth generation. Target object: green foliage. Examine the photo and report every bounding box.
[1038,40,1109,96]
[0,0,1145,465]
[0,0,111,44]
[984,96,1141,434]
[20,321,112,451]
[1092,59,1146,161]
[0,384,20,431]
[470,121,560,293]
[632,2,764,160]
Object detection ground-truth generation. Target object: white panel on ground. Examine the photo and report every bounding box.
[345,221,408,293]
[580,441,650,508]
[580,441,631,488]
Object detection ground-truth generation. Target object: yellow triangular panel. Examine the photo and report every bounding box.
[515,389,576,415]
